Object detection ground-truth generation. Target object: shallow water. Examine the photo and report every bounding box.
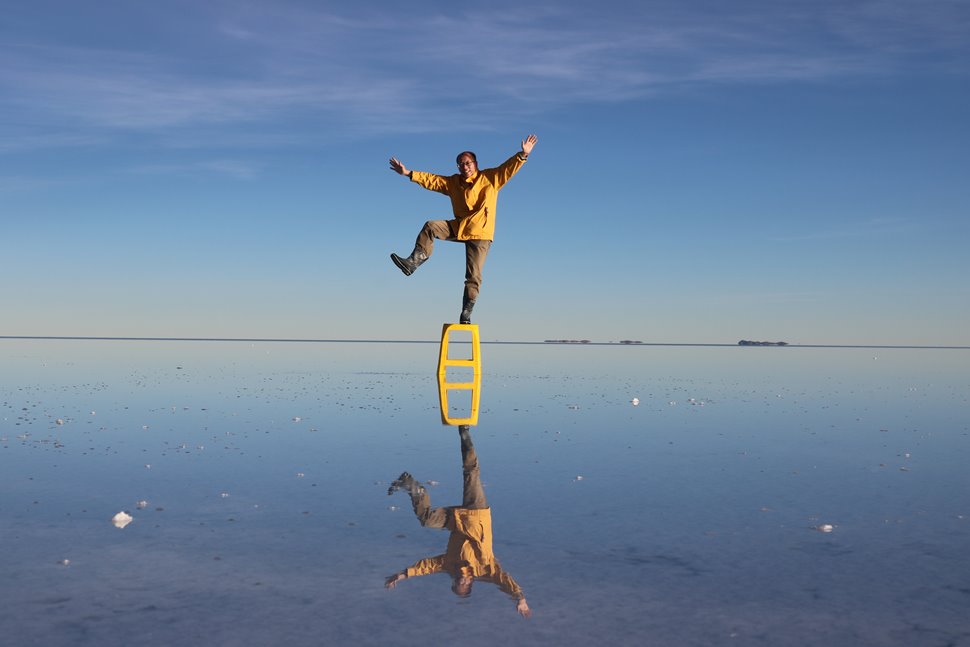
[2,340,969,646]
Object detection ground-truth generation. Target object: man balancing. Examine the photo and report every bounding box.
[389,134,538,324]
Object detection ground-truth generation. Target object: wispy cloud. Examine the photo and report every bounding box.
[128,158,262,179]
[1,1,966,147]
[1,43,383,129]
[0,174,64,193]
[824,0,970,59]
[0,129,105,153]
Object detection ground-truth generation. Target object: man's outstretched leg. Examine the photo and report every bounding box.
[388,471,448,528]
[391,220,453,276]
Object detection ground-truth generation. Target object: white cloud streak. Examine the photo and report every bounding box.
[1,0,966,146]
[127,159,262,179]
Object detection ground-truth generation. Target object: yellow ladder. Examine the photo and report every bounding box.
[437,323,481,425]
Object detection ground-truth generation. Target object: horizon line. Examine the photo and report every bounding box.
[1,335,967,350]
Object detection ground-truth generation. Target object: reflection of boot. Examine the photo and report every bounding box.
[390,249,428,276]
[388,471,424,496]
[459,298,476,324]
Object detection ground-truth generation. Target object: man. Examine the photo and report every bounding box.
[384,425,532,618]
[389,134,538,324]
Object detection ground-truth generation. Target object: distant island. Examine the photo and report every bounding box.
[541,339,788,346]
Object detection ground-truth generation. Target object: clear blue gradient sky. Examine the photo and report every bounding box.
[3,0,968,345]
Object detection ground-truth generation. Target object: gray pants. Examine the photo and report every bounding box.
[414,220,491,302]
[410,427,486,528]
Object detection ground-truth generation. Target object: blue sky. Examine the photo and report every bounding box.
[3,0,968,345]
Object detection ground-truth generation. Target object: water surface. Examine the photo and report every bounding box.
[2,340,968,646]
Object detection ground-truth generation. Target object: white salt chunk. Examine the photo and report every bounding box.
[112,511,133,529]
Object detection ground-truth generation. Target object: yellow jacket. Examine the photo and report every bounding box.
[410,153,527,241]
[404,507,524,600]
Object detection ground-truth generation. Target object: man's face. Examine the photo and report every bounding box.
[457,154,478,179]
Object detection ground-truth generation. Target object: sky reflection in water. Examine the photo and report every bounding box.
[2,340,968,646]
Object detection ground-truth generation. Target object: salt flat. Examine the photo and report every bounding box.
[2,340,968,646]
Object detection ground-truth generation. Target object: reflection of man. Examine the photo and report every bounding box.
[384,425,531,618]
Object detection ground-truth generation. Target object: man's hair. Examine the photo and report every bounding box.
[456,151,477,165]
[451,578,473,598]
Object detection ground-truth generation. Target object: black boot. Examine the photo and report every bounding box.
[390,249,428,276]
[387,471,424,496]
[460,298,476,324]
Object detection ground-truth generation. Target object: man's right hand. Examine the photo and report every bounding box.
[385,572,407,589]
[389,157,409,176]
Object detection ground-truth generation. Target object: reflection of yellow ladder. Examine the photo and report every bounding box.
[437,323,481,426]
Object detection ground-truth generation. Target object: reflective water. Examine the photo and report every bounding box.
[2,340,968,646]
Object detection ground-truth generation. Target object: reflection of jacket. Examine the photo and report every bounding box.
[404,507,524,600]
[410,154,526,241]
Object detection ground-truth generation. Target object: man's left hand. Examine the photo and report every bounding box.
[521,134,538,155]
